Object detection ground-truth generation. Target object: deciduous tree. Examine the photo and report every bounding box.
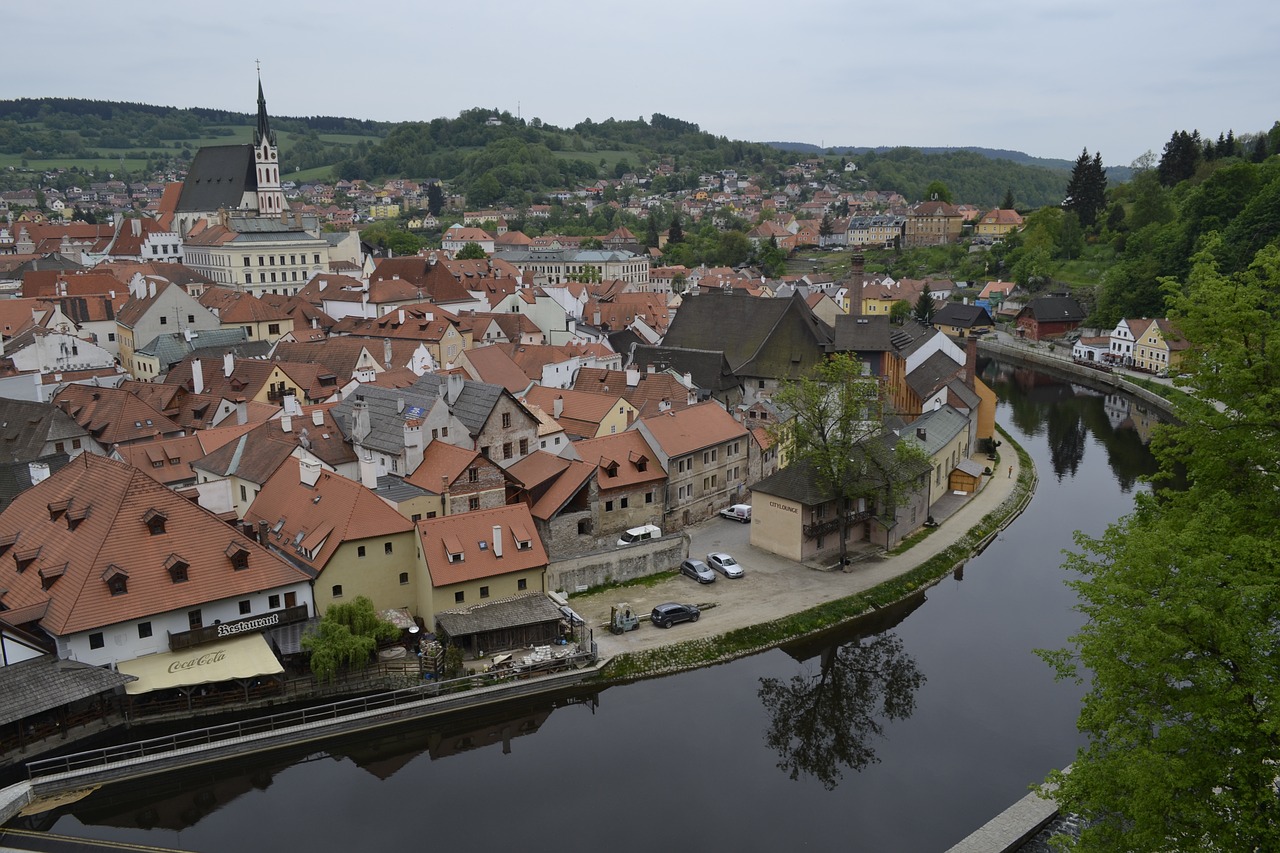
[302,596,400,683]
[455,241,487,260]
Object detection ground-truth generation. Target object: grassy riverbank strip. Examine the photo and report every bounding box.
[598,425,1036,682]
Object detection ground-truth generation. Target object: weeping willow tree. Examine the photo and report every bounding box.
[301,595,401,683]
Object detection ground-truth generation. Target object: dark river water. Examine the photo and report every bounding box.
[30,361,1165,852]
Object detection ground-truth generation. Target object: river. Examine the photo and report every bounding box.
[26,361,1165,852]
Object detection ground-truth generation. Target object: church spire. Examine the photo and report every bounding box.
[254,71,275,148]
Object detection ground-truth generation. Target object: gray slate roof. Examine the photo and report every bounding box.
[434,593,565,637]
[175,145,256,213]
[906,350,964,400]
[0,399,85,463]
[830,314,894,353]
[628,344,739,395]
[750,458,836,506]
[332,374,505,455]
[1024,296,1086,322]
[0,655,135,726]
[134,328,254,368]
[932,302,993,328]
[902,405,970,456]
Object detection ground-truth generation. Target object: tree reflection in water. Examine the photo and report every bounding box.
[758,631,924,790]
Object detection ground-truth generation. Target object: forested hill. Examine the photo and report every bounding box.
[0,97,1070,208]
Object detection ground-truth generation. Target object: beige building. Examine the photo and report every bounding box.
[633,401,751,526]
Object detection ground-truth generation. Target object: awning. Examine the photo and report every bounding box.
[117,633,284,696]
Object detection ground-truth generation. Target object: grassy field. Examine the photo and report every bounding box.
[551,148,635,172]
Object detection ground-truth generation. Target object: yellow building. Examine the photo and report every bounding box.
[1131,318,1187,374]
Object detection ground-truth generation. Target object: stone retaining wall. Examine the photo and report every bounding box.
[547,533,689,594]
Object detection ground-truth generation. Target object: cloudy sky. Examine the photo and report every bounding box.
[7,1,1278,166]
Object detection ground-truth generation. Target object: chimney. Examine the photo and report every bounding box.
[553,395,564,420]
[223,352,234,377]
[625,368,640,387]
[646,364,655,373]
[312,408,324,427]
[492,524,503,558]
[28,461,50,485]
[281,415,293,433]
[299,458,322,487]
[396,396,405,414]
[358,450,378,489]
[148,279,156,298]
[398,308,406,325]
[383,337,393,368]
[235,398,248,425]
[192,358,204,395]
[850,253,865,317]
[965,336,978,392]
[446,372,465,405]
[403,418,424,473]
[351,399,372,444]
[258,519,269,544]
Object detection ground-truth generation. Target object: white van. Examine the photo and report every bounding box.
[617,524,661,546]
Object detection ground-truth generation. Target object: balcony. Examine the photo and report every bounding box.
[803,509,873,539]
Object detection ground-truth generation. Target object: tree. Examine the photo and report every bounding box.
[923,180,952,204]
[1040,239,1280,851]
[667,212,684,244]
[1064,148,1107,228]
[912,291,934,325]
[769,353,930,567]
[756,236,787,278]
[301,596,400,683]
[645,211,661,248]
[1157,130,1203,186]
[456,241,487,260]
[1001,188,1016,211]
[426,182,444,217]
[819,212,834,239]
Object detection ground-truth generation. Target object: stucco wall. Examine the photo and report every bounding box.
[546,533,689,594]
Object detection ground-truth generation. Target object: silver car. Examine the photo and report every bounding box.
[679,558,716,584]
[706,552,744,579]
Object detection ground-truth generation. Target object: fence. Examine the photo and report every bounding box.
[27,648,595,781]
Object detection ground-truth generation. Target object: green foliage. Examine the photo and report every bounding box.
[1042,241,1280,851]
[1064,148,1107,228]
[301,596,400,683]
[455,241,487,260]
[923,180,952,204]
[889,299,912,325]
[360,220,424,256]
[912,292,934,325]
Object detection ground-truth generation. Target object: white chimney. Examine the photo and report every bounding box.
[281,415,293,433]
[223,352,234,377]
[359,451,378,489]
[148,280,156,298]
[28,461,50,485]
[192,358,204,395]
[312,409,324,427]
[299,458,322,487]
[398,309,406,325]
[625,368,640,387]
[492,524,503,558]
[553,395,564,420]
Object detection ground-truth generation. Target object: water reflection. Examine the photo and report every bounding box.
[758,596,926,790]
[980,359,1165,491]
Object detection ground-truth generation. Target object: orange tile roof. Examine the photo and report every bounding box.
[52,384,185,447]
[574,431,666,491]
[245,460,415,573]
[0,453,311,636]
[523,385,629,438]
[417,504,547,586]
[637,400,747,457]
[405,441,490,492]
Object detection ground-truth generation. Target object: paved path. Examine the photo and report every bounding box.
[575,441,1025,658]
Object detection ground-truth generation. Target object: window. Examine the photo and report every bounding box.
[578,519,591,535]
[358,545,366,557]
[502,442,513,460]
[467,466,479,483]
[519,438,528,455]
[455,591,465,603]
[108,333,116,342]
[89,632,104,650]
[605,500,614,512]
[159,316,168,325]
[240,484,248,501]
[384,542,393,555]
[502,412,511,429]
[239,600,252,615]
[72,438,81,450]
[188,609,203,630]
[268,594,281,609]
[518,578,527,591]
[480,586,490,599]
[138,622,152,639]
[620,497,629,509]
[399,572,410,585]
[268,324,280,335]
[332,584,343,598]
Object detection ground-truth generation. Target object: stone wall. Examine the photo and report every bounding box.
[547,533,690,594]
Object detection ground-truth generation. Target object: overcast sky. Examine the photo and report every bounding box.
[7,1,1278,167]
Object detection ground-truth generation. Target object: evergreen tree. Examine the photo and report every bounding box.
[912,291,934,325]
[668,212,684,244]
[426,182,444,217]
[645,211,661,248]
[1252,134,1269,163]
[819,212,834,238]
[1158,130,1202,186]
[1064,148,1107,229]
[1002,188,1016,211]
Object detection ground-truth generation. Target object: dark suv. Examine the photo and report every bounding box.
[650,602,700,628]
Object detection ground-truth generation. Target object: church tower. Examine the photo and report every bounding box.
[253,74,287,216]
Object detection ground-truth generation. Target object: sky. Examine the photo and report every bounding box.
[6,0,1279,167]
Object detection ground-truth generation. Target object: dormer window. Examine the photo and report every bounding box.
[165,554,190,583]
[47,499,71,521]
[511,522,533,551]
[143,508,167,535]
[604,461,619,478]
[14,546,39,573]
[444,534,465,564]
[39,562,66,591]
[103,564,129,596]
[225,542,250,570]
[0,533,17,558]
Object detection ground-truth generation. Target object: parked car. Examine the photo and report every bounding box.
[617,524,661,547]
[706,552,744,579]
[679,558,716,584]
[650,602,700,628]
[719,503,752,523]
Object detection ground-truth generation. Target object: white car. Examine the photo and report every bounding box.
[706,552,744,579]
[719,504,752,523]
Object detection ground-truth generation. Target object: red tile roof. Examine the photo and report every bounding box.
[417,504,546,586]
[637,400,747,457]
